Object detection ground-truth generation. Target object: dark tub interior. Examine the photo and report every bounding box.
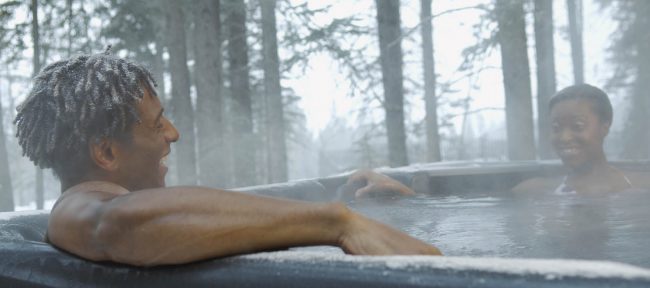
[2,161,650,287]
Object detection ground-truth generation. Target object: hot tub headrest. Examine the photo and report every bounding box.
[234,179,332,201]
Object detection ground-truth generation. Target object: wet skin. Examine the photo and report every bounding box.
[514,98,633,194]
[550,99,609,172]
[47,87,441,267]
[350,97,649,195]
[110,89,178,191]
[347,169,416,198]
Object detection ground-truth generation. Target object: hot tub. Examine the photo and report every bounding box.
[2,161,650,287]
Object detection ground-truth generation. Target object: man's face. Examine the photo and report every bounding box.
[113,88,179,191]
[550,99,609,170]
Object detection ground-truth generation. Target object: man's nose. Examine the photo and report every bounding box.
[165,120,180,143]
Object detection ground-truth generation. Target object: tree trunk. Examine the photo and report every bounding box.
[165,0,197,185]
[193,0,227,188]
[534,0,556,159]
[567,0,584,84]
[226,0,256,187]
[31,0,44,209]
[620,2,650,159]
[67,0,72,56]
[5,72,20,209]
[623,64,650,159]
[152,40,166,104]
[375,0,409,167]
[496,0,536,160]
[147,5,167,104]
[623,30,650,159]
[420,0,441,162]
[0,87,13,212]
[260,0,288,183]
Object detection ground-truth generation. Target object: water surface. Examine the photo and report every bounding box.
[349,190,650,268]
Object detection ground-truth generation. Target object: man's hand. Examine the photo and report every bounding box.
[338,211,441,255]
[347,169,416,198]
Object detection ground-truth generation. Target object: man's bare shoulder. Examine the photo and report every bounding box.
[511,176,563,194]
[52,181,128,222]
[51,181,129,225]
[48,181,130,261]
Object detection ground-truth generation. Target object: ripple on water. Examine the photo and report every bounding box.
[350,191,650,268]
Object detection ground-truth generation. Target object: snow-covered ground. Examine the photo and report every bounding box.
[14,199,56,212]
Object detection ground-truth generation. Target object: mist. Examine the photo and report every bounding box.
[0,0,647,212]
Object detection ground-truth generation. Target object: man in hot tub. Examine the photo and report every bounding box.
[13,51,440,267]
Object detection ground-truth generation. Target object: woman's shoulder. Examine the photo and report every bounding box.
[511,176,564,194]
[621,170,650,190]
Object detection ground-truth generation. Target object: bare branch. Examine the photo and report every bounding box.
[386,5,487,49]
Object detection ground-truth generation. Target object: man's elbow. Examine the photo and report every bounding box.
[93,205,176,267]
[48,198,159,266]
[91,205,150,266]
[48,204,117,263]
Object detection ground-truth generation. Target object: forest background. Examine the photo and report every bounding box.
[1,0,647,211]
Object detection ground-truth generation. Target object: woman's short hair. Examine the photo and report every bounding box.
[548,84,613,124]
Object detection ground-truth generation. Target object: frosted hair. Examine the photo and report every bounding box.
[14,50,157,180]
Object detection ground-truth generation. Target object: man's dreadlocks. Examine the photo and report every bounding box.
[14,50,157,181]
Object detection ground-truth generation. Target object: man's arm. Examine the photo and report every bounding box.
[48,182,440,267]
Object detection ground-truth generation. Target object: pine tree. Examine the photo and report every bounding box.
[375,0,409,167]
[260,0,288,183]
[420,0,441,162]
[0,0,21,212]
[193,0,226,188]
[164,0,198,184]
[599,1,650,158]
[225,0,256,187]
[534,0,556,159]
[567,0,584,84]
[495,0,535,160]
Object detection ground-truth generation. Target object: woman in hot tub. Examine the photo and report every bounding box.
[352,84,650,196]
[511,84,650,194]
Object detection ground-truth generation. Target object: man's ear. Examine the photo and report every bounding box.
[89,138,120,172]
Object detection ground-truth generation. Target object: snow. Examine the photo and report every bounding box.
[0,209,48,221]
[239,251,650,280]
[14,199,56,212]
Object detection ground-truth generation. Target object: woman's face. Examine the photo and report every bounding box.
[550,99,610,169]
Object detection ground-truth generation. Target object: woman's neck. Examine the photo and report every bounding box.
[567,156,610,181]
